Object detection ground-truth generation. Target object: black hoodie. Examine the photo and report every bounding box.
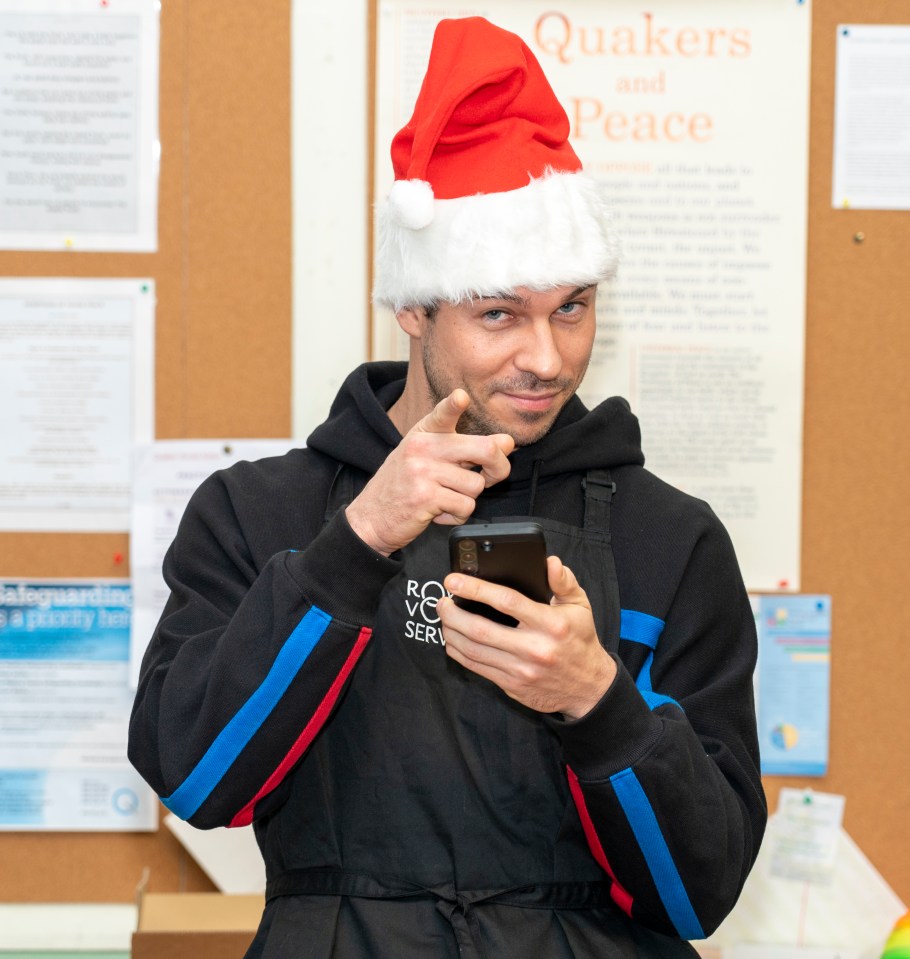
[129,362,765,958]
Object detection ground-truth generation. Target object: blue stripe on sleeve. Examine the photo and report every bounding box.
[635,649,682,712]
[163,605,332,821]
[637,650,655,693]
[620,609,665,649]
[610,767,705,940]
[641,690,682,711]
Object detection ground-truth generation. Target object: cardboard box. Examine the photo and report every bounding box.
[131,892,263,959]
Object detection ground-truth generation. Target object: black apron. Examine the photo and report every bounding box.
[253,467,697,959]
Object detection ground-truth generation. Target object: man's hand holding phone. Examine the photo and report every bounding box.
[440,553,617,720]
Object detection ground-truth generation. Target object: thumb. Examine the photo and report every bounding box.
[547,556,591,608]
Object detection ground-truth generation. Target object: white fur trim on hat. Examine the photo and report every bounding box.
[372,170,620,312]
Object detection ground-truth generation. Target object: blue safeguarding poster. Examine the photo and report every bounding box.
[0,580,157,831]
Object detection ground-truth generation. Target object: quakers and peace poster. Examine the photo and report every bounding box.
[373,0,811,594]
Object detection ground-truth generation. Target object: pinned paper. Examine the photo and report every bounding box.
[756,595,831,776]
[832,25,910,210]
[696,815,906,956]
[129,439,295,687]
[770,789,845,885]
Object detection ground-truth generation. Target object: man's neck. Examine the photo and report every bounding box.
[386,383,426,436]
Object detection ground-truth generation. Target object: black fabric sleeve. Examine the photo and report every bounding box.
[128,471,401,828]
[547,518,766,939]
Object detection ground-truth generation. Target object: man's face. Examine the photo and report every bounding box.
[403,284,597,447]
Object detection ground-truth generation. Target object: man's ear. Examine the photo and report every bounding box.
[395,306,424,338]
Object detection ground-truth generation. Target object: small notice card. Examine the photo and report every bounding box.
[769,788,845,886]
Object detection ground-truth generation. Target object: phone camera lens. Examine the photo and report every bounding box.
[458,539,476,552]
[461,550,476,563]
[463,562,478,574]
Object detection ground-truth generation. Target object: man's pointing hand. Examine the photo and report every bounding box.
[345,389,514,556]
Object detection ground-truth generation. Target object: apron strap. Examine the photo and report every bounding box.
[267,868,616,959]
[267,866,615,909]
[582,468,616,538]
[579,468,621,649]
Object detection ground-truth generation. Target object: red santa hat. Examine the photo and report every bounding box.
[373,16,619,312]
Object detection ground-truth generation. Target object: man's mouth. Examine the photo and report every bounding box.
[500,390,560,412]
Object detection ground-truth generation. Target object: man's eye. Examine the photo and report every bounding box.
[483,309,507,321]
[556,302,581,315]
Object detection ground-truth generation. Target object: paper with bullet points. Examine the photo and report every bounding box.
[0,278,155,532]
[0,0,160,251]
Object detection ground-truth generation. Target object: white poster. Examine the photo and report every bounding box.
[373,0,811,592]
[0,579,157,831]
[129,439,296,687]
[0,277,155,532]
[832,24,910,210]
[0,0,160,251]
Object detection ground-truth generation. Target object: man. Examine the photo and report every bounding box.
[129,16,765,958]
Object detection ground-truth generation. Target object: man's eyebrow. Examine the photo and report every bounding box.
[567,285,596,299]
[474,291,525,305]
[474,285,595,307]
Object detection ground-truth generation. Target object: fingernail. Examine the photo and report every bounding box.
[447,576,462,591]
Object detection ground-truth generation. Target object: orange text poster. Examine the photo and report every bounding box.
[373,0,811,591]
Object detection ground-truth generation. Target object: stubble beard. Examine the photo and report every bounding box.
[420,339,582,447]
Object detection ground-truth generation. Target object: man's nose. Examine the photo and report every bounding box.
[515,319,562,381]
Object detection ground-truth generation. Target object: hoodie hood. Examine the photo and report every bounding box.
[307,361,645,482]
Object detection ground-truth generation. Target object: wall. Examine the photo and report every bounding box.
[0,0,907,909]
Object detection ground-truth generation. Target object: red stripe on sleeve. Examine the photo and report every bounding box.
[229,626,373,828]
[566,765,635,917]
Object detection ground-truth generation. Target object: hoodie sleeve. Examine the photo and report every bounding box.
[128,468,401,830]
[547,510,766,940]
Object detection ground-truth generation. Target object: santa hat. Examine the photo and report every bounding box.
[373,16,619,312]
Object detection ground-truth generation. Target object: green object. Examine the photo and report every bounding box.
[883,922,910,958]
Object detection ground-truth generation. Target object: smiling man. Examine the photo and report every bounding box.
[129,16,766,959]
[396,285,598,444]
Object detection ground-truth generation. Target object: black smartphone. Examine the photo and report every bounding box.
[448,521,551,626]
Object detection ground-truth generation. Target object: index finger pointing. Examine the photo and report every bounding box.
[414,389,470,435]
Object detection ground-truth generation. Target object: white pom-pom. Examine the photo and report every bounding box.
[387,178,435,230]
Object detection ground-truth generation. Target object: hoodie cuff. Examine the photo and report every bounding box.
[545,656,663,781]
[283,507,402,627]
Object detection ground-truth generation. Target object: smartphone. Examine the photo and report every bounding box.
[448,521,551,626]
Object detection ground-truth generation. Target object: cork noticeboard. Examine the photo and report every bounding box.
[0,0,292,900]
[0,0,908,915]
